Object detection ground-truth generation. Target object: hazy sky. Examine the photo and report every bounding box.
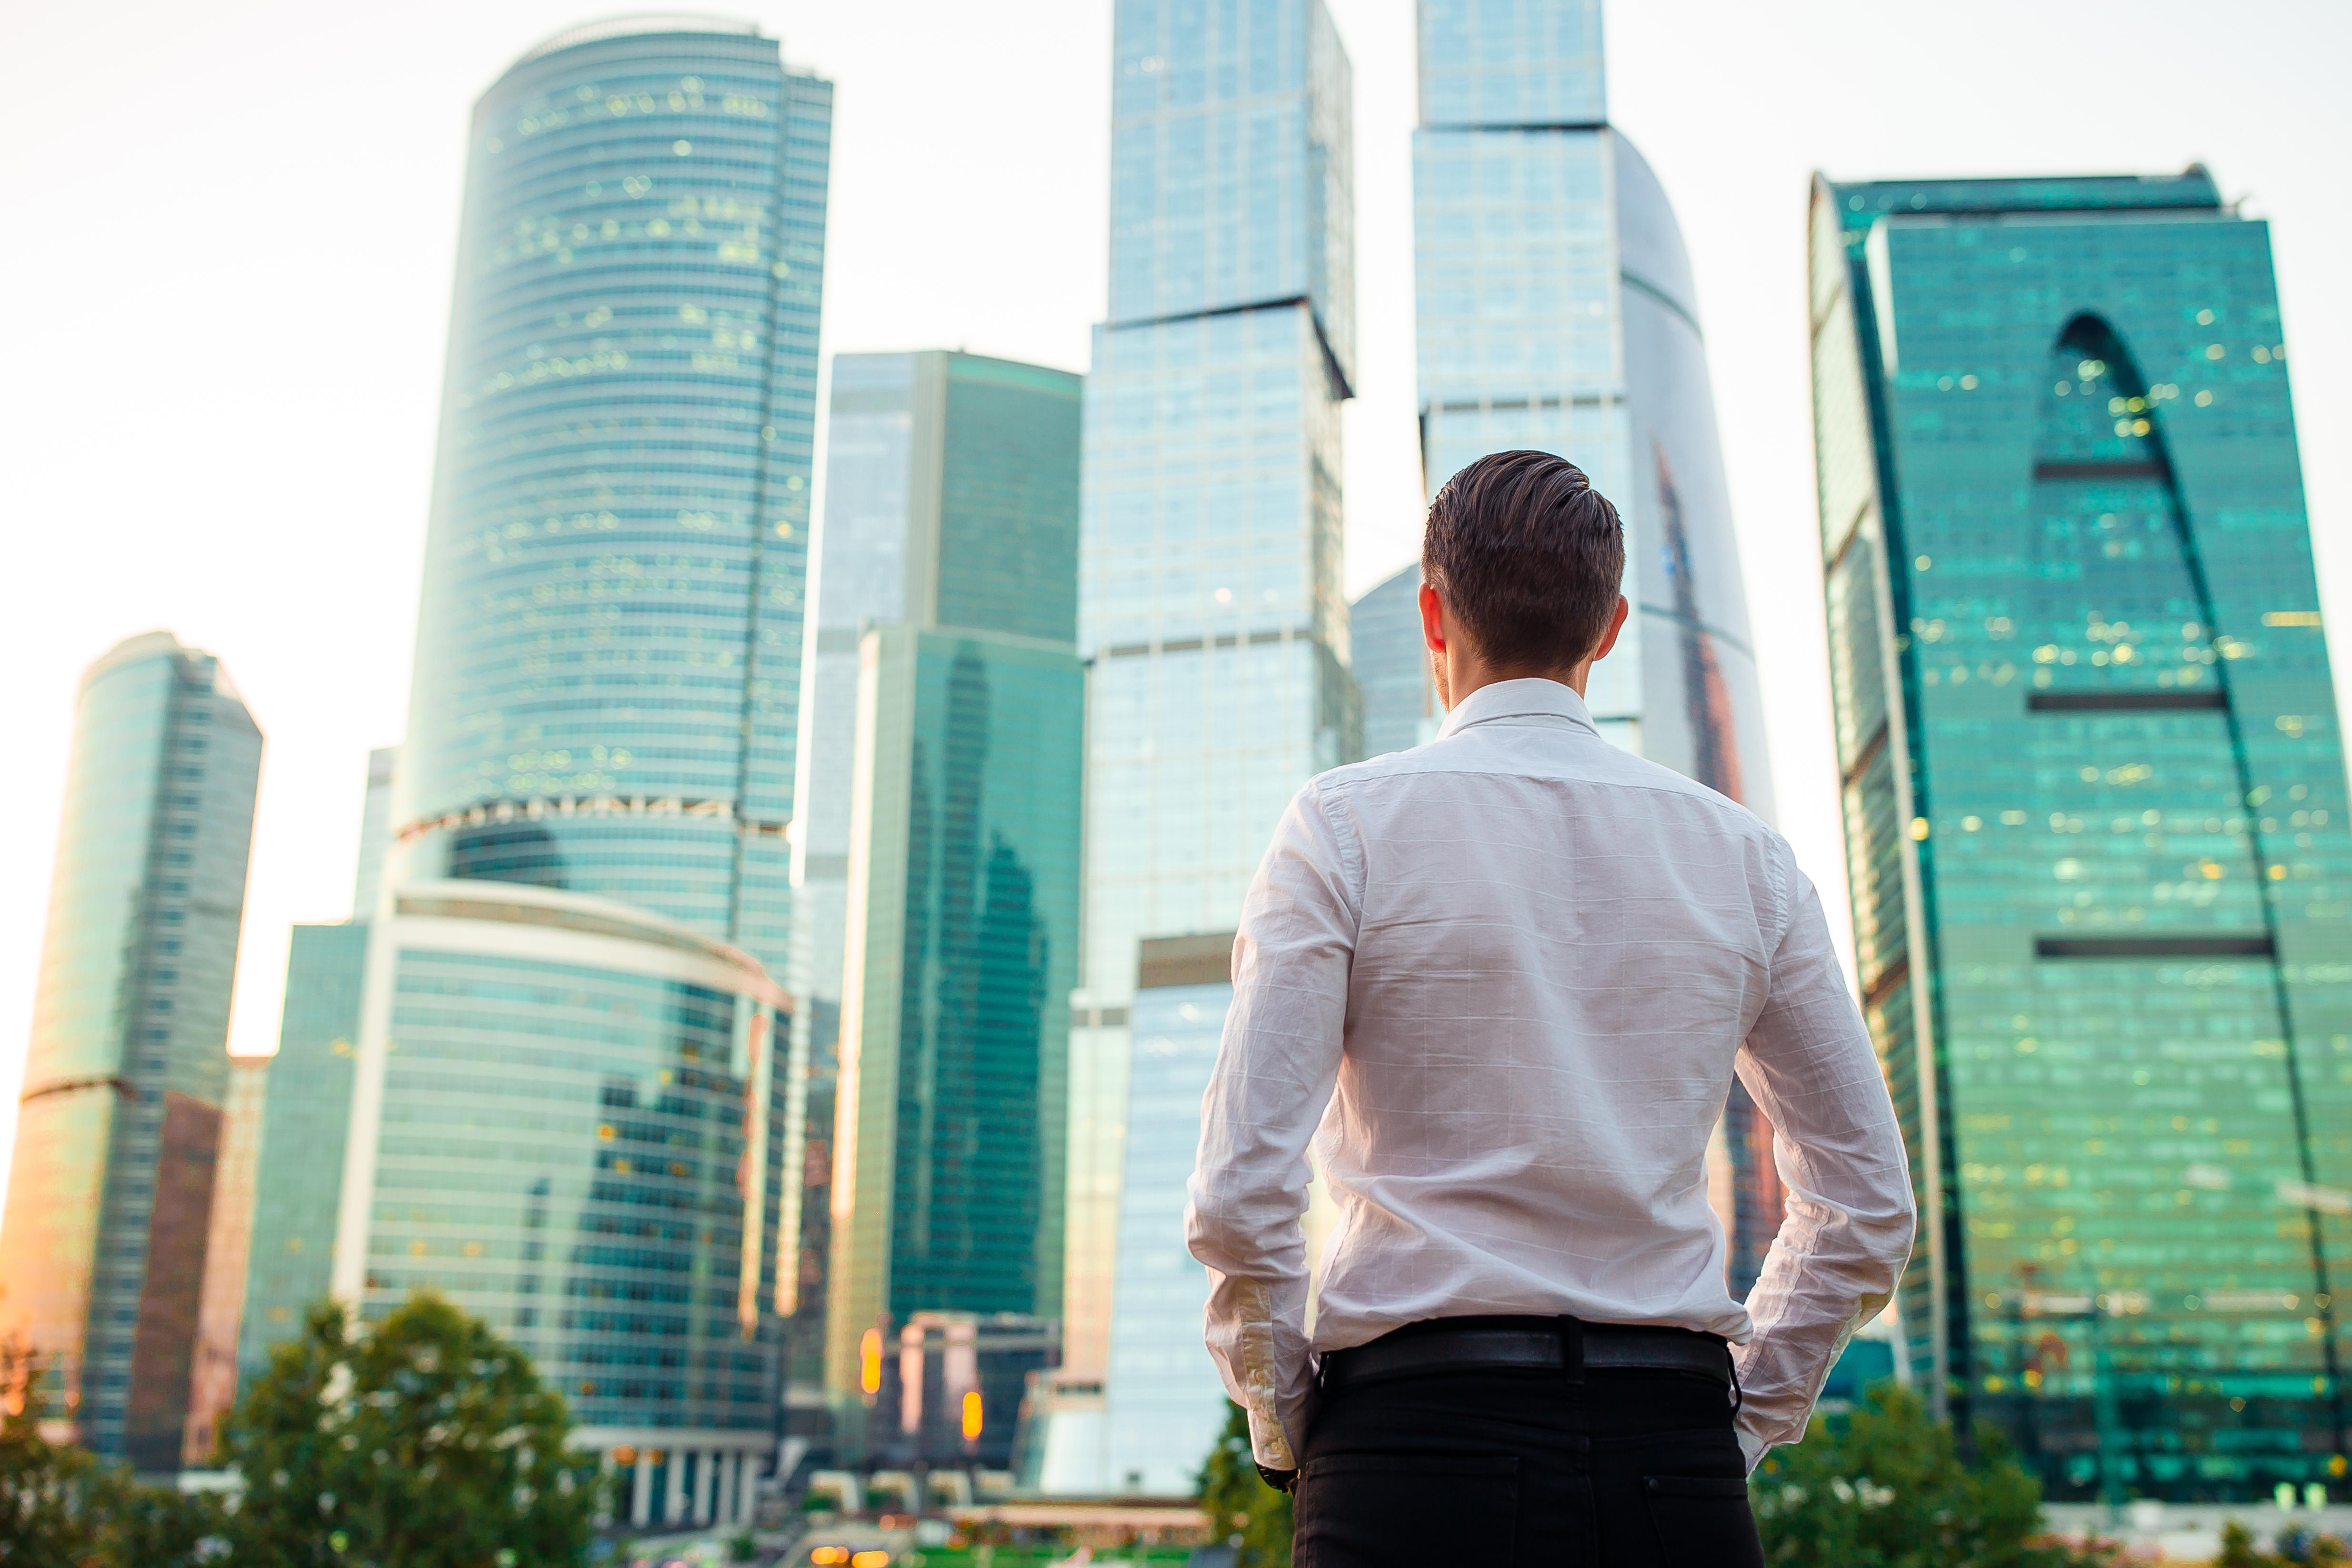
[3,0,2348,1207]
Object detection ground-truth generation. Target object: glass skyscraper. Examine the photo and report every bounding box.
[1350,563,1437,759]
[0,632,261,1470]
[1411,0,1783,1296]
[1064,0,1360,1428]
[1099,937,1237,1496]
[791,351,1084,1454]
[330,880,791,1530]
[392,17,833,980]
[1809,166,2352,1499]
[236,919,368,1382]
[1414,0,1770,802]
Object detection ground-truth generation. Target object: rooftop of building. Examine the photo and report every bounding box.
[1818,166,2224,232]
[512,12,761,68]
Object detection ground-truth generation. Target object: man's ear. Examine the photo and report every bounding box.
[1417,581,1446,653]
[1587,594,1631,663]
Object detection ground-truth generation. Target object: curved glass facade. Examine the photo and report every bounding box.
[333,881,790,1520]
[0,633,260,1466]
[1811,168,2352,1499]
[395,20,834,977]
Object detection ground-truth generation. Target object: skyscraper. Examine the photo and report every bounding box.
[391,17,833,979]
[1064,0,1360,1432]
[236,921,366,1383]
[330,880,791,1531]
[1350,563,1437,759]
[1413,0,1769,809]
[1410,0,1782,1295]
[0,632,261,1470]
[1099,935,1237,1495]
[299,20,833,1517]
[1809,166,2352,1500]
[791,351,1084,1454]
[350,746,396,921]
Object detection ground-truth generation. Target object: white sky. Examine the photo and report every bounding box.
[3,0,2349,1209]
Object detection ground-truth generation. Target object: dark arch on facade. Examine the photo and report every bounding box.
[2039,310,2344,1454]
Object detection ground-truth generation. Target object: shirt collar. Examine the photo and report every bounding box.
[1434,677,1601,741]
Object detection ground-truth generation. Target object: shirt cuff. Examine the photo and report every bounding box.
[1738,1424,1771,1476]
[1247,1405,1298,1471]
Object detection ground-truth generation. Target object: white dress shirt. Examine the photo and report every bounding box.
[1184,677,1915,1472]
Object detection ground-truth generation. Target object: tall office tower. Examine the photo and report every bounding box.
[1351,563,1438,758]
[330,881,792,1531]
[393,17,833,981]
[1411,0,1782,1296]
[1099,936,1236,1494]
[793,351,1084,1457]
[1809,167,2352,1500]
[0,633,261,1469]
[236,920,367,1381]
[1063,0,1360,1441]
[350,746,396,920]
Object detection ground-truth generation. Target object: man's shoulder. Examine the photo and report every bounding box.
[1310,733,1783,844]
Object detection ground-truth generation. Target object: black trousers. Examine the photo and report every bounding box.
[1294,1363,1765,1568]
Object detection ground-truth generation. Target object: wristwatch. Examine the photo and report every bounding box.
[1256,1463,1299,1495]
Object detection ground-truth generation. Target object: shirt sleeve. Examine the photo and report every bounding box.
[1730,842,1918,1471]
[1184,779,1358,1471]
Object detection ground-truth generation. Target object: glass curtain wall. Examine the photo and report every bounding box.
[1809,168,2352,1500]
[330,882,791,1528]
[0,633,260,1469]
[393,19,833,980]
[793,351,1082,1455]
[1066,0,1361,1422]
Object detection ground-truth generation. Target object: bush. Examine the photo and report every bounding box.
[1750,1384,2115,1568]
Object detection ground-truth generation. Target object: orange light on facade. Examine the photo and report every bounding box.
[961,1389,983,1441]
[810,1548,849,1565]
[859,1327,883,1395]
[851,1552,891,1568]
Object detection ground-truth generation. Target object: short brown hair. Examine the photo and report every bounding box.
[1421,450,1626,669]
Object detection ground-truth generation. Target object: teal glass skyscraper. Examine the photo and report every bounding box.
[1809,167,2352,1500]
[0,633,261,1470]
[1063,0,1360,1430]
[393,17,833,978]
[791,352,1083,1451]
[1412,0,1783,1296]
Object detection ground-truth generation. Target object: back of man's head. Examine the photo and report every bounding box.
[1422,450,1626,671]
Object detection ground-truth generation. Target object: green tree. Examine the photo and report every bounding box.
[1,1336,226,1568]
[220,1294,602,1567]
[1199,1403,1291,1568]
[1750,1384,2113,1568]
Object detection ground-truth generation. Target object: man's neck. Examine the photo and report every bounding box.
[1434,658,1592,713]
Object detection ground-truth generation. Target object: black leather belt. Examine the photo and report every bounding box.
[1320,1316,1733,1394]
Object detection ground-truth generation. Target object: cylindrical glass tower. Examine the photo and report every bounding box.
[394,16,834,977]
[0,632,261,1467]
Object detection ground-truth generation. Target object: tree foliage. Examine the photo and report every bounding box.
[1,1336,227,1568]
[219,1294,603,1567]
[1199,1402,1291,1568]
[1750,1384,2114,1568]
